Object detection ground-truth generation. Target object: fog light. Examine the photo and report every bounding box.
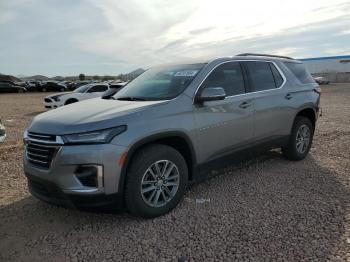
[75,165,103,190]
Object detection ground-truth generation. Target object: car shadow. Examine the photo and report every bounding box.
[25,110,47,117]
[0,151,349,261]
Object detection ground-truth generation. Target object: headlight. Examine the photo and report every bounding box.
[62,125,127,144]
[52,96,61,102]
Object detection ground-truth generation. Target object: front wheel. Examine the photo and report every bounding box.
[125,144,188,218]
[282,116,314,161]
[65,99,78,105]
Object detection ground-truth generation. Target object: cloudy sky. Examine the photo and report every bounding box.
[0,0,350,76]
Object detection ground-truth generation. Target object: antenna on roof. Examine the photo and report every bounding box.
[236,53,295,60]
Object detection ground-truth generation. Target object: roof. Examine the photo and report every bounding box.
[236,53,294,60]
[299,55,350,62]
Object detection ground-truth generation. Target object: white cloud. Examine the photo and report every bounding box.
[77,0,350,68]
[0,0,349,75]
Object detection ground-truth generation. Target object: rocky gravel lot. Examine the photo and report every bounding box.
[0,85,350,261]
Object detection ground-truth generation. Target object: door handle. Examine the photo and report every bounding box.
[285,93,293,100]
[239,101,251,109]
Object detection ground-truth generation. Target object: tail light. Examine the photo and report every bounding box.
[314,87,322,95]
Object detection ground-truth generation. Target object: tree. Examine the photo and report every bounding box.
[92,75,101,80]
[78,73,85,81]
[102,75,116,81]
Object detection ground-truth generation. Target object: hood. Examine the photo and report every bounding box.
[46,92,72,98]
[28,98,167,135]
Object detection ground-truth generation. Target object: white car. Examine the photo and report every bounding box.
[43,82,126,109]
[314,76,330,85]
[0,120,5,143]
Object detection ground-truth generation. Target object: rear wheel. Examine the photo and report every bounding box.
[125,144,188,218]
[282,116,314,161]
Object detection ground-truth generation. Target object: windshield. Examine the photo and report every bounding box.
[74,84,92,93]
[113,63,205,101]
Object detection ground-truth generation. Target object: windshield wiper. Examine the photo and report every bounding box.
[117,96,147,101]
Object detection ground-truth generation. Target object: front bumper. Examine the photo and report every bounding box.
[43,99,63,109]
[0,125,6,142]
[24,143,127,209]
[27,173,124,210]
[0,130,5,143]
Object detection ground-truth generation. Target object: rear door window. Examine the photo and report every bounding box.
[284,62,314,84]
[244,61,276,91]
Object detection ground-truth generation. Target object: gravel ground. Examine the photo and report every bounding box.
[0,85,350,261]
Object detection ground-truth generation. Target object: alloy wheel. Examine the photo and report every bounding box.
[296,124,311,154]
[140,160,180,208]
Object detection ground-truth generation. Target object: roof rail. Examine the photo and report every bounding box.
[236,53,295,60]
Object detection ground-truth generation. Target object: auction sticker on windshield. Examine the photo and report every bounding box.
[174,70,198,77]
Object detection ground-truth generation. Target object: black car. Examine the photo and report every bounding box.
[58,81,75,90]
[0,81,27,93]
[39,81,67,92]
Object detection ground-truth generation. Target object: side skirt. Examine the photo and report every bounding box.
[193,135,289,184]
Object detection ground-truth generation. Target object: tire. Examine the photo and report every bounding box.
[65,99,78,105]
[42,87,47,92]
[282,116,314,161]
[125,144,188,218]
[60,87,65,92]
[18,89,24,93]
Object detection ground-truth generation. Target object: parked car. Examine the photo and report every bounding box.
[25,80,42,92]
[43,83,126,108]
[0,120,5,142]
[58,81,75,90]
[70,80,91,90]
[23,54,321,218]
[0,81,27,93]
[39,81,67,92]
[314,76,330,85]
[101,82,128,99]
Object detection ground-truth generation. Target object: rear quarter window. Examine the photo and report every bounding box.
[284,62,314,84]
[269,63,284,87]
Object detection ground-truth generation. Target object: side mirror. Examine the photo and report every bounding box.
[198,87,226,103]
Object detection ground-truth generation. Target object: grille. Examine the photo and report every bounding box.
[28,132,56,142]
[77,175,97,187]
[44,98,52,103]
[26,141,59,169]
[26,132,60,169]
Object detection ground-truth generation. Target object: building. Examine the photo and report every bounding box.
[300,55,350,74]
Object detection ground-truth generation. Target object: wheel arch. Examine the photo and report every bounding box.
[118,131,198,193]
[294,106,317,130]
[64,98,79,105]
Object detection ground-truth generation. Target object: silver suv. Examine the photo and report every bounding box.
[23,54,321,217]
